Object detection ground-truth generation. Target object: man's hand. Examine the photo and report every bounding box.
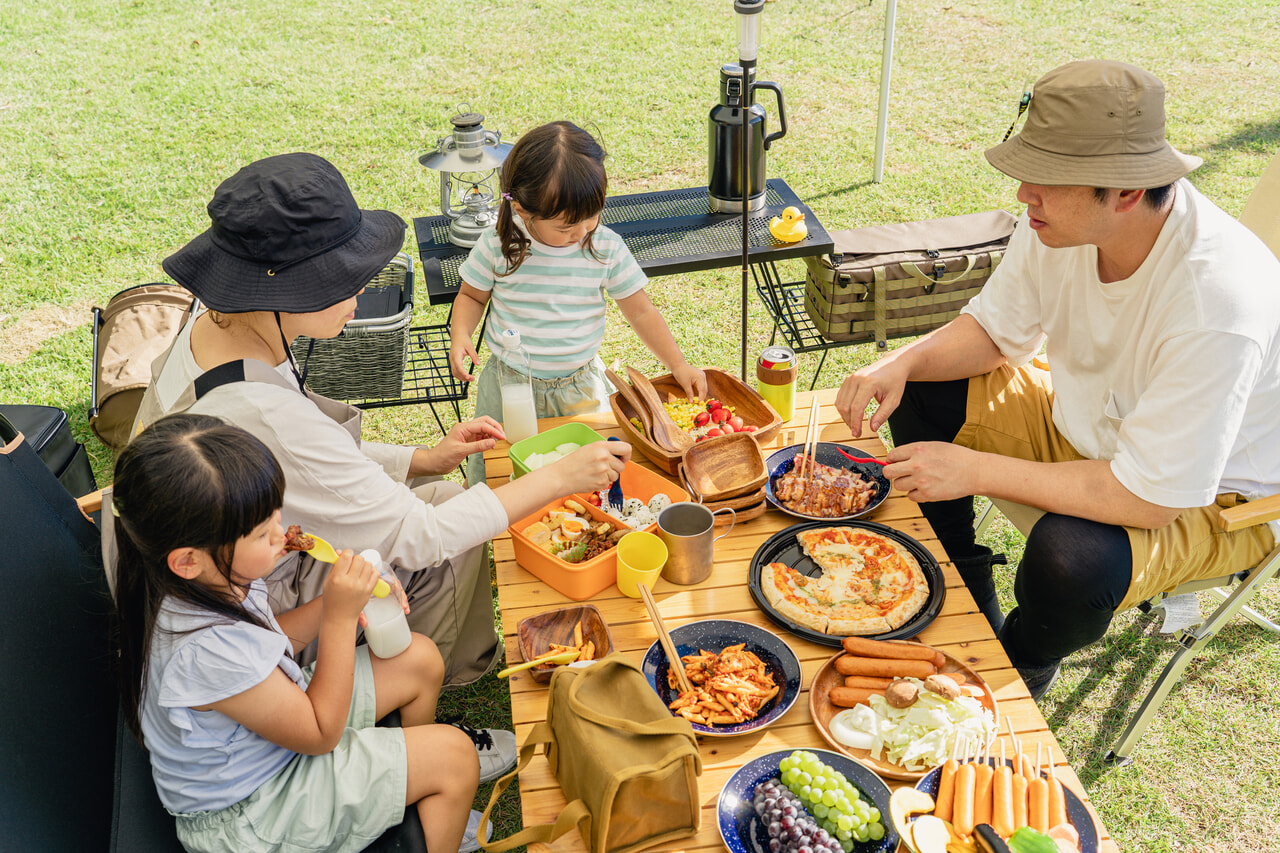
[883,441,982,503]
[835,357,912,438]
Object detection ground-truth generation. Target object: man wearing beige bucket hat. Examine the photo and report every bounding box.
[836,60,1280,699]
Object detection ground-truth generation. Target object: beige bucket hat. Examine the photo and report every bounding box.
[985,60,1202,188]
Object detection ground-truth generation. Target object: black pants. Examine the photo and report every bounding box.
[888,379,1132,667]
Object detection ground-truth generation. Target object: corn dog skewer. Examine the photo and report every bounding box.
[1028,743,1050,832]
[992,741,1015,838]
[973,738,994,828]
[952,737,978,838]
[1008,718,1029,831]
[1047,756,1069,829]
[934,735,960,822]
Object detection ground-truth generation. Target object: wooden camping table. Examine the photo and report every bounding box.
[486,390,1120,853]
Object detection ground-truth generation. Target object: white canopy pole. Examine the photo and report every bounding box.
[873,0,897,183]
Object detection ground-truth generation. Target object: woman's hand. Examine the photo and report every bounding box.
[561,440,630,495]
[321,550,380,622]
[671,363,708,400]
[411,417,505,476]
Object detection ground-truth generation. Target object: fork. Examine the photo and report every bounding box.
[606,436,625,511]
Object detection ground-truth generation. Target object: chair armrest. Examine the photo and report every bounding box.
[77,488,105,515]
[1218,493,1280,532]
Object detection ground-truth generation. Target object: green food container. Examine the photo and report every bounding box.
[509,423,605,479]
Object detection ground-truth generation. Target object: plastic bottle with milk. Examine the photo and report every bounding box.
[358,549,411,659]
[497,328,538,444]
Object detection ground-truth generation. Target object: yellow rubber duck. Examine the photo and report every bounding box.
[769,206,808,243]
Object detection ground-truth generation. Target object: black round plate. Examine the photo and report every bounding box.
[765,443,891,521]
[748,519,945,646]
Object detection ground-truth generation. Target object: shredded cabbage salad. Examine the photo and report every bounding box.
[830,677,996,771]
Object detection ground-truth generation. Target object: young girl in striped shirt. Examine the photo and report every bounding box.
[448,121,706,483]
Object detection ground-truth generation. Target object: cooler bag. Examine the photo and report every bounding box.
[803,210,1017,350]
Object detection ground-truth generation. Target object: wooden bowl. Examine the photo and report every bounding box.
[678,432,768,502]
[516,604,614,684]
[609,366,783,475]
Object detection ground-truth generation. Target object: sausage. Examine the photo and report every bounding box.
[973,760,994,828]
[1011,774,1028,830]
[841,635,946,667]
[1047,775,1068,829]
[1028,777,1050,832]
[827,686,880,708]
[1019,753,1037,780]
[934,758,958,822]
[833,654,937,679]
[992,762,1015,838]
[953,762,978,837]
[843,675,894,690]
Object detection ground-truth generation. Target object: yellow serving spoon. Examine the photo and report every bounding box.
[495,649,581,679]
[303,533,391,598]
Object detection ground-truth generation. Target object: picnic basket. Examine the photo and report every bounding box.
[290,252,414,401]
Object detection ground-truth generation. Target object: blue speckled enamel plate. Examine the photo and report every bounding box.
[717,748,899,853]
[641,619,802,737]
[765,443,891,521]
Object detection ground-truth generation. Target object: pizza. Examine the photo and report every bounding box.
[761,526,930,635]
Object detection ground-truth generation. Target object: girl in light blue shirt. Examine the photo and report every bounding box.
[112,413,486,853]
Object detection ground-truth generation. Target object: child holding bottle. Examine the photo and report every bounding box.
[111,413,487,853]
[448,121,707,483]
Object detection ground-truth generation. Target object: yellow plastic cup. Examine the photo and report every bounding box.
[615,531,668,598]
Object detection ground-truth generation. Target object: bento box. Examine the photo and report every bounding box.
[508,422,606,479]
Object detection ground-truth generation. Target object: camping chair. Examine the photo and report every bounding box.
[973,150,1280,764]
[0,413,427,852]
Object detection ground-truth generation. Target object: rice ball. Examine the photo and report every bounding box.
[630,508,657,528]
[647,493,672,514]
[622,497,647,515]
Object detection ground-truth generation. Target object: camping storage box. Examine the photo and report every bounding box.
[290,252,414,401]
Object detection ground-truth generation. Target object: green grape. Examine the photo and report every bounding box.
[868,808,881,824]
[813,803,829,820]
[784,767,801,785]
[853,824,870,844]
[836,814,853,832]
[799,784,812,801]
[836,828,853,841]
[822,818,837,835]
[798,771,813,786]
[868,823,885,841]
[819,790,836,807]
[839,840,853,853]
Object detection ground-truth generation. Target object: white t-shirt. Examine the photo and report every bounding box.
[142,580,300,813]
[458,217,647,378]
[962,179,1280,508]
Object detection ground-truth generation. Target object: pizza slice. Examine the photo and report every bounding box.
[761,562,829,634]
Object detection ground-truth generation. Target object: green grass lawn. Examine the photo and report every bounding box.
[4,0,1280,849]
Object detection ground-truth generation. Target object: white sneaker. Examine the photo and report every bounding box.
[450,720,518,783]
[458,808,493,853]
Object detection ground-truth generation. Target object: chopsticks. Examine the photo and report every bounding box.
[638,582,694,694]
[799,403,820,485]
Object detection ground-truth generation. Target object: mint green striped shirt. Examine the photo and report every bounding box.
[459,219,647,378]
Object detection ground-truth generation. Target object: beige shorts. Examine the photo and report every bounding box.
[956,364,1275,610]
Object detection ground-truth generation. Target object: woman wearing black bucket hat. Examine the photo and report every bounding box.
[128,153,629,777]
[834,60,1280,700]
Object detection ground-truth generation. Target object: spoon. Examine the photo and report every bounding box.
[495,649,581,678]
[605,364,652,438]
[625,366,694,453]
[303,533,391,597]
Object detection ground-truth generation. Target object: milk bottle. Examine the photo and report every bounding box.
[497,328,538,444]
[358,549,411,659]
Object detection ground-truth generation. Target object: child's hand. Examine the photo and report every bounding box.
[356,572,409,629]
[560,440,630,495]
[321,550,379,622]
[449,336,480,382]
[672,364,708,399]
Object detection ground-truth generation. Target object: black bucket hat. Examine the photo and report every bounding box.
[162,153,407,313]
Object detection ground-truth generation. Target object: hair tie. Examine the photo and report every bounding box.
[501,192,512,201]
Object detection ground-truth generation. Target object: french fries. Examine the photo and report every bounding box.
[532,620,596,665]
[666,643,779,726]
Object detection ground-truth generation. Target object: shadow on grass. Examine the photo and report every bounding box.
[1050,610,1280,786]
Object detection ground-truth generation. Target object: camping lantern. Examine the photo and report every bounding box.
[419,108,513,247]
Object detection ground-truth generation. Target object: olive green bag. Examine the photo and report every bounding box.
[478,654,702,853]
[803,209,1017,351]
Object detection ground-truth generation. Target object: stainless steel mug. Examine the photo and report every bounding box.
[657,501,736,585]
